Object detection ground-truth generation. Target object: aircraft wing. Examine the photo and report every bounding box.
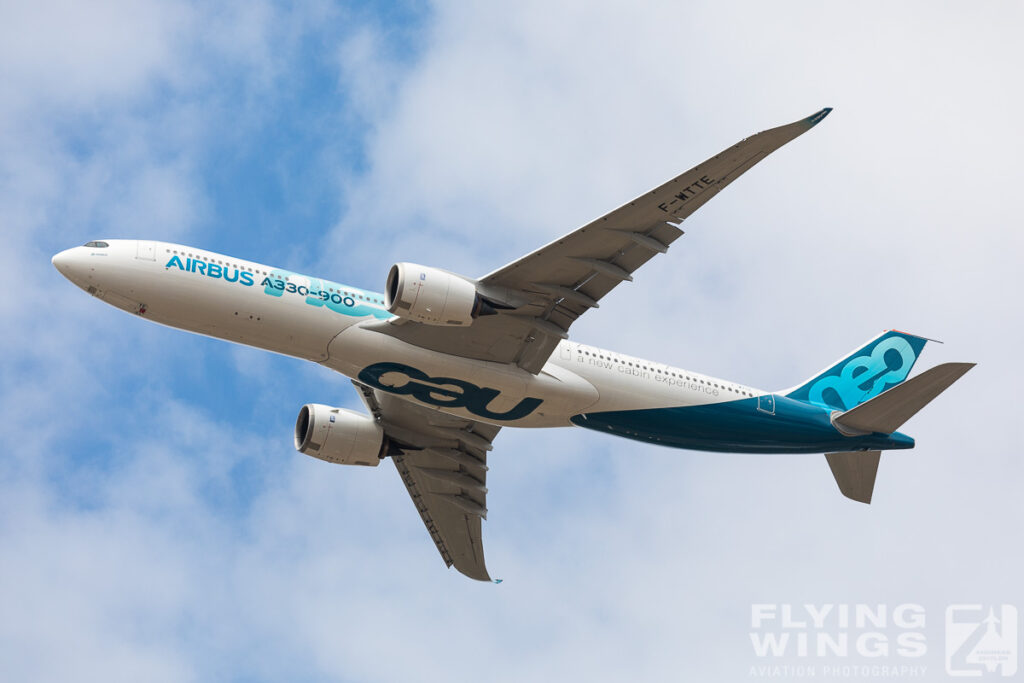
[370,108,831,372]
[353,381,498,581]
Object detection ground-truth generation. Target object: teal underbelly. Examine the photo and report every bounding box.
[570,396,913,454]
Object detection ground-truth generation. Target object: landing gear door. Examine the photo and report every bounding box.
[136,241,156,261]
[757,393,776,415]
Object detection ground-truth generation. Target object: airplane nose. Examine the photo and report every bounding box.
[52,248,83,282]
[52,249,73,274]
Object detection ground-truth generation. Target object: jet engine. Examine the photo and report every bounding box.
[385,262,497,326]
[294,404,386,466]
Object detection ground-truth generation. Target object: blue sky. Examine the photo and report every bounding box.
[3,2,1023,681]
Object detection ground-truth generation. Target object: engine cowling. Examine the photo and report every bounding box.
[385,262,492,326]
[294,404,385,467]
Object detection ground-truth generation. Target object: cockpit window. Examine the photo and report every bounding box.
[83,241,109,248]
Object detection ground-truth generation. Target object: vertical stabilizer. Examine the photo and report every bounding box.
[786,331,930,411]
[825,450,881,504]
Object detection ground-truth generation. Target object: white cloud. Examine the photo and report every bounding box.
[0,0,191,111]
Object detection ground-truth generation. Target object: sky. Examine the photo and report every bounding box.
[2,1,1022,681]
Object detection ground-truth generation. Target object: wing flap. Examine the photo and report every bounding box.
[354,381,498,581]
[393,448,490,581]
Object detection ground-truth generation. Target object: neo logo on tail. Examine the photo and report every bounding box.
[787,331,929,411]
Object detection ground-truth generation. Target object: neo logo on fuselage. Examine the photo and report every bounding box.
[358,362,543,421]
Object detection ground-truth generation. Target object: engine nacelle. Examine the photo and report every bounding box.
[294,404,385,467]
[385,262,493,326]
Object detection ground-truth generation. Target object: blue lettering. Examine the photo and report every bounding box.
[263,269,295,297]
[249,270,392,320]
[808,337,917,410]
[469,387,544,421]
[170,258,262,289]
[358,362,543,421]
[324,296,345,313]
[305,278,325,307]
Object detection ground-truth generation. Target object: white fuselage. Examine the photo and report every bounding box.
[52,240,762,428]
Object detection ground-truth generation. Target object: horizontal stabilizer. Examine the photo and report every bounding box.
[832,362,975,435]
[825,450,881,504]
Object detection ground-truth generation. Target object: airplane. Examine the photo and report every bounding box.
[52,108,974,581]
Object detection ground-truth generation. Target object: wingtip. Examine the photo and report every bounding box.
[950,361,977,374]
[807,107,833,126]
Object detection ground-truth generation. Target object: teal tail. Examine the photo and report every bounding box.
[825,362,974,504]
[786,330,930,411]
